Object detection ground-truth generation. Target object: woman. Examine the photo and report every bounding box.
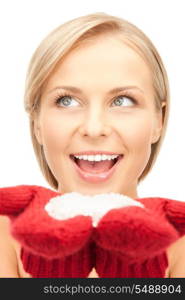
[1,12,185,278]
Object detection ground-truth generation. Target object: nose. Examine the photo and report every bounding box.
[78,107,112,138]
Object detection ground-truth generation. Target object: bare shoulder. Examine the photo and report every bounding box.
[0,216,19,277]
[166,235,185,278]
[0,216,31,278]
[0,216,16,249]
[12,236,32,278]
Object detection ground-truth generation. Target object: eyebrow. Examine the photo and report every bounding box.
[47,85,144,95]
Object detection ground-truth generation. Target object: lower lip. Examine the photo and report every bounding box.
[70,155,123,183]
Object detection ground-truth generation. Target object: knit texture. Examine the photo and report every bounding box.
[0,185,94,277]
[0,185,36,216]
[93,197,185,277]
[165,198,185,236]
[1,185,185,278]
[21,240,95,278]
[95,246,168,278]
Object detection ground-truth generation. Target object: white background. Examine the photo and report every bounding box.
[0,0,184,200]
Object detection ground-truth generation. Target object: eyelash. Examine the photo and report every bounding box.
[53,91,138,108]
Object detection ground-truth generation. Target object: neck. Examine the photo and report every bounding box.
[57,182,139,199]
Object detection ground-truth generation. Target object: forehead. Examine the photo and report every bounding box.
[44,36,153,95]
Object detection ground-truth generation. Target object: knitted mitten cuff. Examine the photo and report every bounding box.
[95,246,168,278]
[21,240,95,278]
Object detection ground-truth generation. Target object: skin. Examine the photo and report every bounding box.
[34,35,164,198]
[4,34,185,279]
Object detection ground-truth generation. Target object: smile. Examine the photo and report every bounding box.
[69,154,124,183]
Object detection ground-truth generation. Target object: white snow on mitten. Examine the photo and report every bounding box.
[44,192,144,227]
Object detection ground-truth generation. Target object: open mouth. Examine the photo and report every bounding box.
[69,154,123,174]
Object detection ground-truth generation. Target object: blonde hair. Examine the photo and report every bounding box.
[24,12,170,191]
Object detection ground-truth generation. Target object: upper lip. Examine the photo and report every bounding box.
[70,151,123,156]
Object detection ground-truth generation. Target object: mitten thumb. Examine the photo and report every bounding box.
[165,198,185,236]
[0,185,40,216]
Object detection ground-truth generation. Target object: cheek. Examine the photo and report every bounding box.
[40,113,73,153]
[40,109,155,164]
[126,123,153,153]
[119,112,155,165]
[119,112,155,147]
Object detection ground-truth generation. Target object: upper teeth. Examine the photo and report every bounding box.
[73,154,119,161]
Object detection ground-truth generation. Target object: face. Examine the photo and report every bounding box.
[34,35,163,198]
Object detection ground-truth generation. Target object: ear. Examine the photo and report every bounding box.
[151,101,166,144]
[33,117,43,146]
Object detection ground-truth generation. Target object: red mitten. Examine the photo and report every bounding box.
[0,185,94,277]
[93,196,185,277]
